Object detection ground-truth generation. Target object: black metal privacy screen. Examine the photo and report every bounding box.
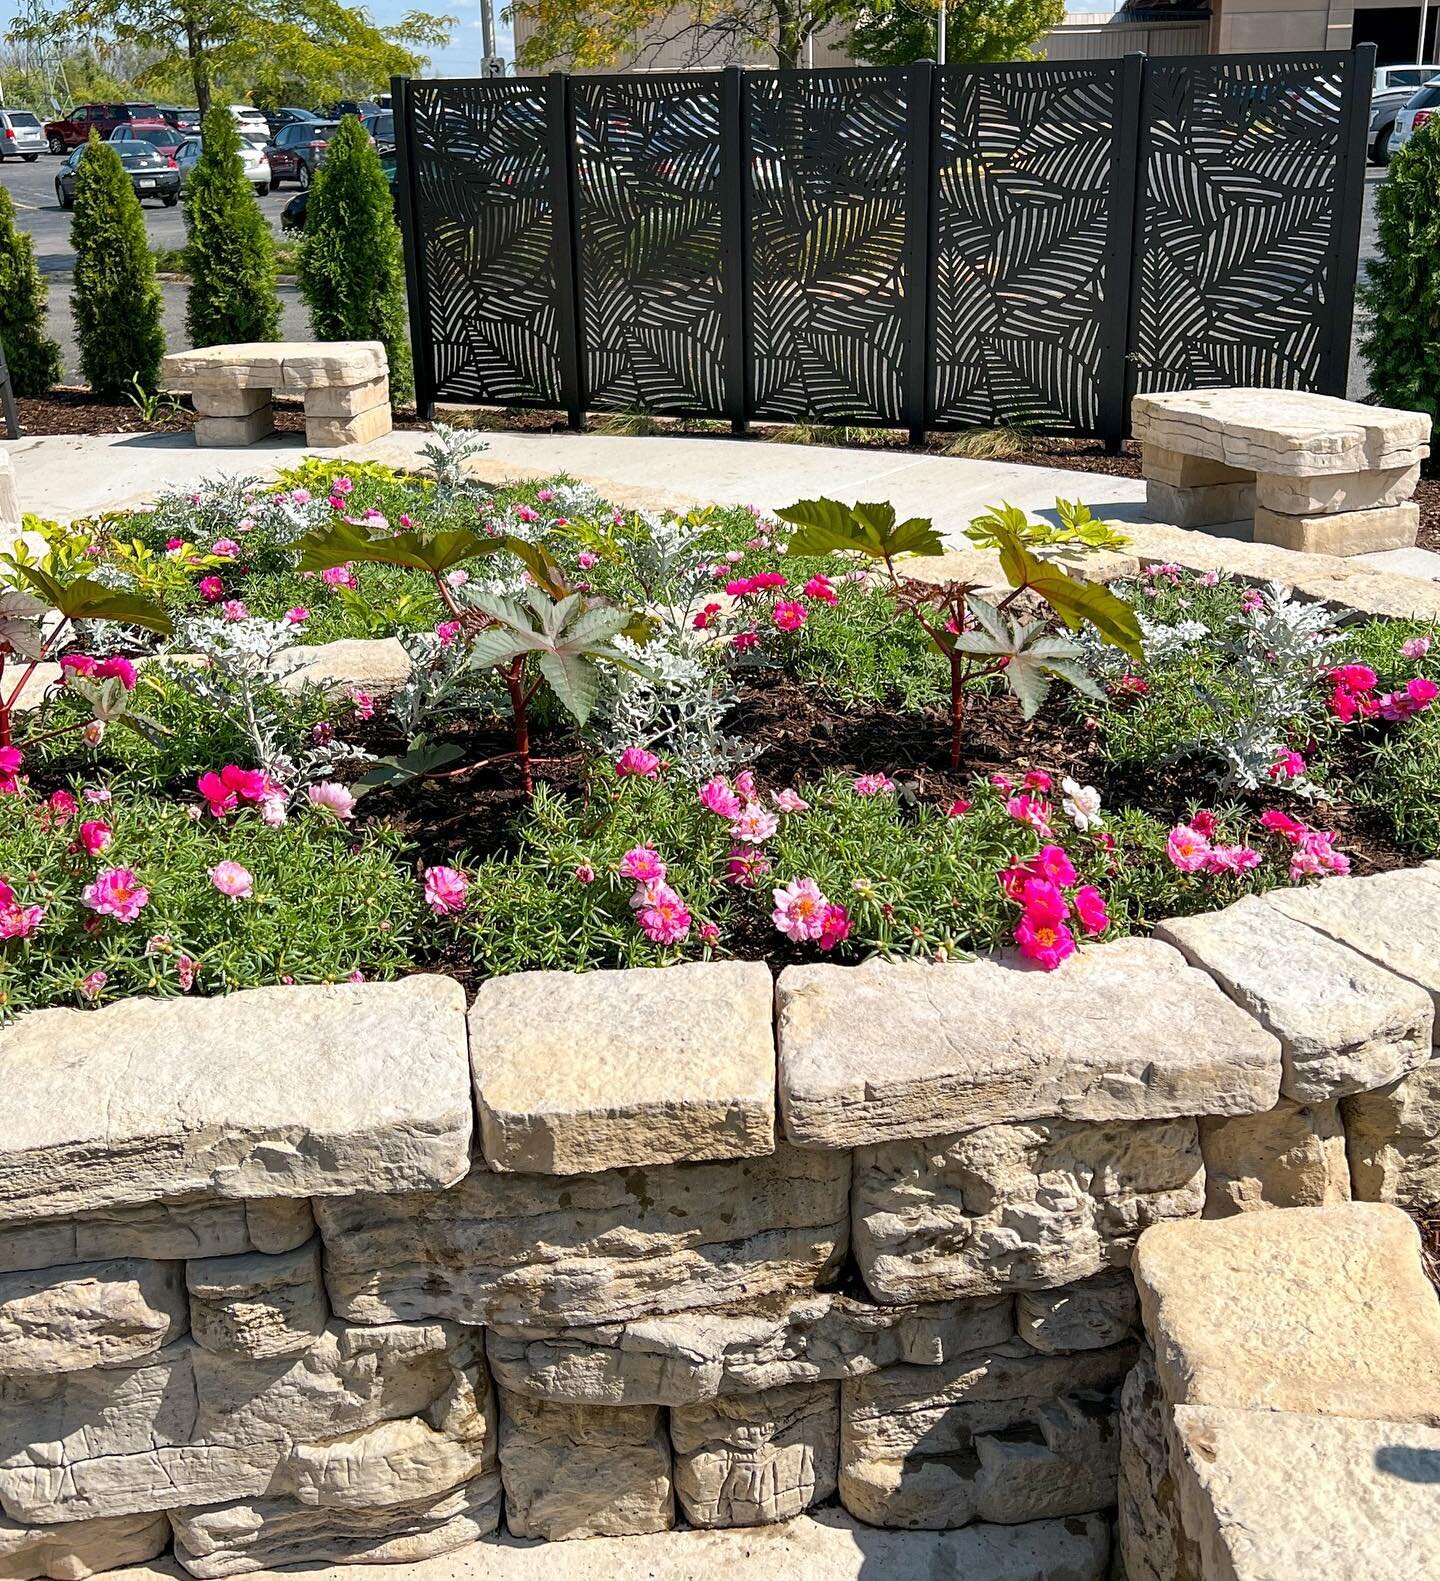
[391,48,1373,446]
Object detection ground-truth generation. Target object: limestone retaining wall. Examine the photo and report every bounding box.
[1,866,1438,1577]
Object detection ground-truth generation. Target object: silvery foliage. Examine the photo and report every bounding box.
[418,423,489,495]
[146,476,267,543]
[389,627,506,738]
[170,614,365,789]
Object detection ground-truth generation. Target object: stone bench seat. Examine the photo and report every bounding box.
[160,341,392,449]
[1132,387,1431,558]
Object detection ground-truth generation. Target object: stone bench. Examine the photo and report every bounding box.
[1131,388,1431,557]
[160,341,392,449]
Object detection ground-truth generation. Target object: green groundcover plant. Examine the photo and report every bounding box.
[3,449,1439,1017]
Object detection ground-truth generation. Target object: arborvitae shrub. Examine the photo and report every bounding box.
[0,186,61,395]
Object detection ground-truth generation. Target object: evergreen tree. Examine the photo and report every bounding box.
[184,107,281,349]
[1361,118,1440,447]
[298,116,411,402]
[70,134,165,396]
[0,187,62,396]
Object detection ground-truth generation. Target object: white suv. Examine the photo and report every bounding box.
[1388,78,1440,157]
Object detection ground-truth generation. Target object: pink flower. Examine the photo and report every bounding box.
[332,476,354,495]
[1005,794,1053,837]
[1032,845,1078,887]
[1073,885,1109,936]
[637,883,691,945]
[198,576,224,602]
[210,538,240,558]
[84,786,111,804]
[515,504,540,524]
[1239,588,1265,612]
[693,602,723,631]
[853,773,895,796]
[989,773,1014,791]
[735,770,757,799]
[175,954,197,991]
[165,537,185,551]
[1204,844,1262,875]
[725,577,756,598]
[537,489,556,503]
[616,746,661,779]
[730,630,760,652]
[1260,808,1309,843]
[1267,750,1305,782]
[730,801,779,843]
[0,895,44,938]
[1014,913,1076,971]
[220,600,248,622]
[1401,635,1433,659]
[699,777,743,820]
[0,746,21,783]
[209,860,253,899]
[1115,674,1149,696]
[59,653,98,682]
[48,790,78,819]
[772,600,808,632]
[1166,824,1212,873]
[77,819,112,856]
[423,865,469,916]
[78,969,108,1001]
[352,691,375,721]
[946,797,972,817]
[577,550,598,570]
[818,903,851,951]
[93,655,137,690]
[619,846,666,883]
[1023,771,1053,792]
[307,782,355,820]
[772,788,809,812]
[1289,829,1350,880]
[772,876,831,942]
[803,575,837,605]
[574,863,595,884]
[1331,664,1378,693]
[1378,676,1440,721]
[1189,809,1219,838]
[1019,877,1069,924]
[727,847,771,888]
[699,920,721,946]
[284,607,310,626]
[322,565,358,590]
[82,867,149,922]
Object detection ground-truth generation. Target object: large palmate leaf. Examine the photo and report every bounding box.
[351,740,465,795]
[991,525,1142,661]
[292,518,505,577]
[951,596,1106,720]
[777,498,944,563]
[0,588,46,660]
[12,565,173,637]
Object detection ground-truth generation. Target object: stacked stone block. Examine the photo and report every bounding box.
[1132,387,1431,556]
[159,342,392,449]
[2,868,1440,1576]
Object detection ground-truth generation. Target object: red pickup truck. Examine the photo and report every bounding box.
[43,103,168,154]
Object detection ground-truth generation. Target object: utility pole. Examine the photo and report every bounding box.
[1419,0,1432,62]
[937,0,947,64]
[480,0,496,64]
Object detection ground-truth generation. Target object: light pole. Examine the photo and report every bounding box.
[937,0,947,63]
[480,0,496,65]
[1419,0,1432,63]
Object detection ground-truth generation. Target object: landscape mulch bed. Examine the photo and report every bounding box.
[12,388,430,440]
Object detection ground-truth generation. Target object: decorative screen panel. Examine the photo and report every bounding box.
[932,63,1120,431]
[409,80,563,405]
[1132,58,1349,394]
[572,75,729,415]
[745,71,915,425]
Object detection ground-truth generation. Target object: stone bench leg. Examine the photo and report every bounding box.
[1252,465,1422,556]
[190,385,275,447]
[1141,444,1255,529]
[303,377,392,448]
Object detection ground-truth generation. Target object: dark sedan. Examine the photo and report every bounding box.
[55,144,181,209]
[281,151,398,230]
[266,120,341,190]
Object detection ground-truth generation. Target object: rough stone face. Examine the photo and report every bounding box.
[304,406,394,449]
[1141,445,1253,488]
[187,1241,328,1359]
[1131,1203,1440,1425]
[0,1259,187,1376]
[1144,478,1255,529]
[671,1382,838,1528]
[1343,1058,1440,1208]
[194,410,275,448]
[0,977,473,1224]
[302,375,390,419]
[1254,501,1420,557]
[1130,388,1431,476]
[1155,896,1432,1102]
[1199,1099,1351,1216]
[777,942,1280,1151]
[190,386,271,419]
[1116,1349,1202,1581]
[162,342,387,392]
[317,1144,851,1328]
[852,1116,1204,1304]
[0,1509,170,1580]
[471,962,776,1174]
[1168,1403,1440,1581]
[1255,461,1420,515]
[486,1291,1014,1407]
[1015,1272,1138,1355]
[1265,865,1440,1013]
[170,1478,501,1578]
[0,1321,489,1523]
[270,637,413,700]
[838,1340,1133,1529]
[498,1393,673,1540]
[0,1198,314,1276]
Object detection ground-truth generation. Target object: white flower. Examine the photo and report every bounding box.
[1061,776,1103,831]
[259,792,289,828]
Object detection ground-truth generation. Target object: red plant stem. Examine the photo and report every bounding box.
[949,654,966,770]
[504,658,533,797]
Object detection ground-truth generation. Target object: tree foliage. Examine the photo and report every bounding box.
[297,116,411,402]
[846,0,1061,63]
[0,187,62,397]
[70,134,165,396]
[183,106,280,348]
[1360,116,1440,446]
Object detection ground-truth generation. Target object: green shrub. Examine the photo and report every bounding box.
[70,134,165,395]
[0,186,61,395]
[1360,115,1440,445]
[183,107,281,348]
[297,117,411,402]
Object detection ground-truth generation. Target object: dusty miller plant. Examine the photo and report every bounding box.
[418,423,490,496]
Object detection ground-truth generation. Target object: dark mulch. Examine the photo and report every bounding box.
[12,387,431,441]
[1413,1204,1440,1288]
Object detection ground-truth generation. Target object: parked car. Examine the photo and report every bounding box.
[266,119,342,190]
[0,109,46,161]
[326,99,380,121]
[174,134,271,194]
[55,143,180,208]
[362,109,394,153]
[1369,65,1440,163]
[108,124,185,165]
[263,106,321,137]
[1387,78,1440,158]
[43,102,166,153]
[158,106,201,134]
[229,104,271,140]
[281,151,397,230]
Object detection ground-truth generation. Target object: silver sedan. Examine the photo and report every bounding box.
[174,134,272,196]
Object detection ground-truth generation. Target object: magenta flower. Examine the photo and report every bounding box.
[803,575,837,605]
[1260,809,1308,842]
[220,600,248,622]
[1032,845,1078,887]
[853,773,895,796]
[1023,771,1053,792]
[94,655,138,689]
[436,619,462,647]
[946,797,972,817]
[1204,844,1262,875]
[1267,750,1305,782]
[76,819,112,856]
[1190,809,1219,838]
[210,538,240,558]
[818,903,851,951]
[198,576,224,602]
[58,653,98,682]
[619,846,666,883]
[1014,913,1076,971]
[352,691,375,721]
[731,630,760,652]
[699,776,743,820]
[577,550,598,569]
[730,801,779,844]
[1166,824,1212,873]
[48,789,79,819]
[636,882,691,945]
[0,878,44,940]
[772,601,808,632]
[1073,885,1109,937]
[284,607,310,626]
[772,876,831,942]
[726,847,771,888]
[616,746,661,779]
[307,782,355,820]
[321,564,358,589]
[1378,676,1440,721]
[78,969,108,1002]
[1019,877,1069,924]
[82,867,149,923]
[209,860,254,900]
[423,865,469,916]
[0,745,22,794]
[1401,635,1432,659]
